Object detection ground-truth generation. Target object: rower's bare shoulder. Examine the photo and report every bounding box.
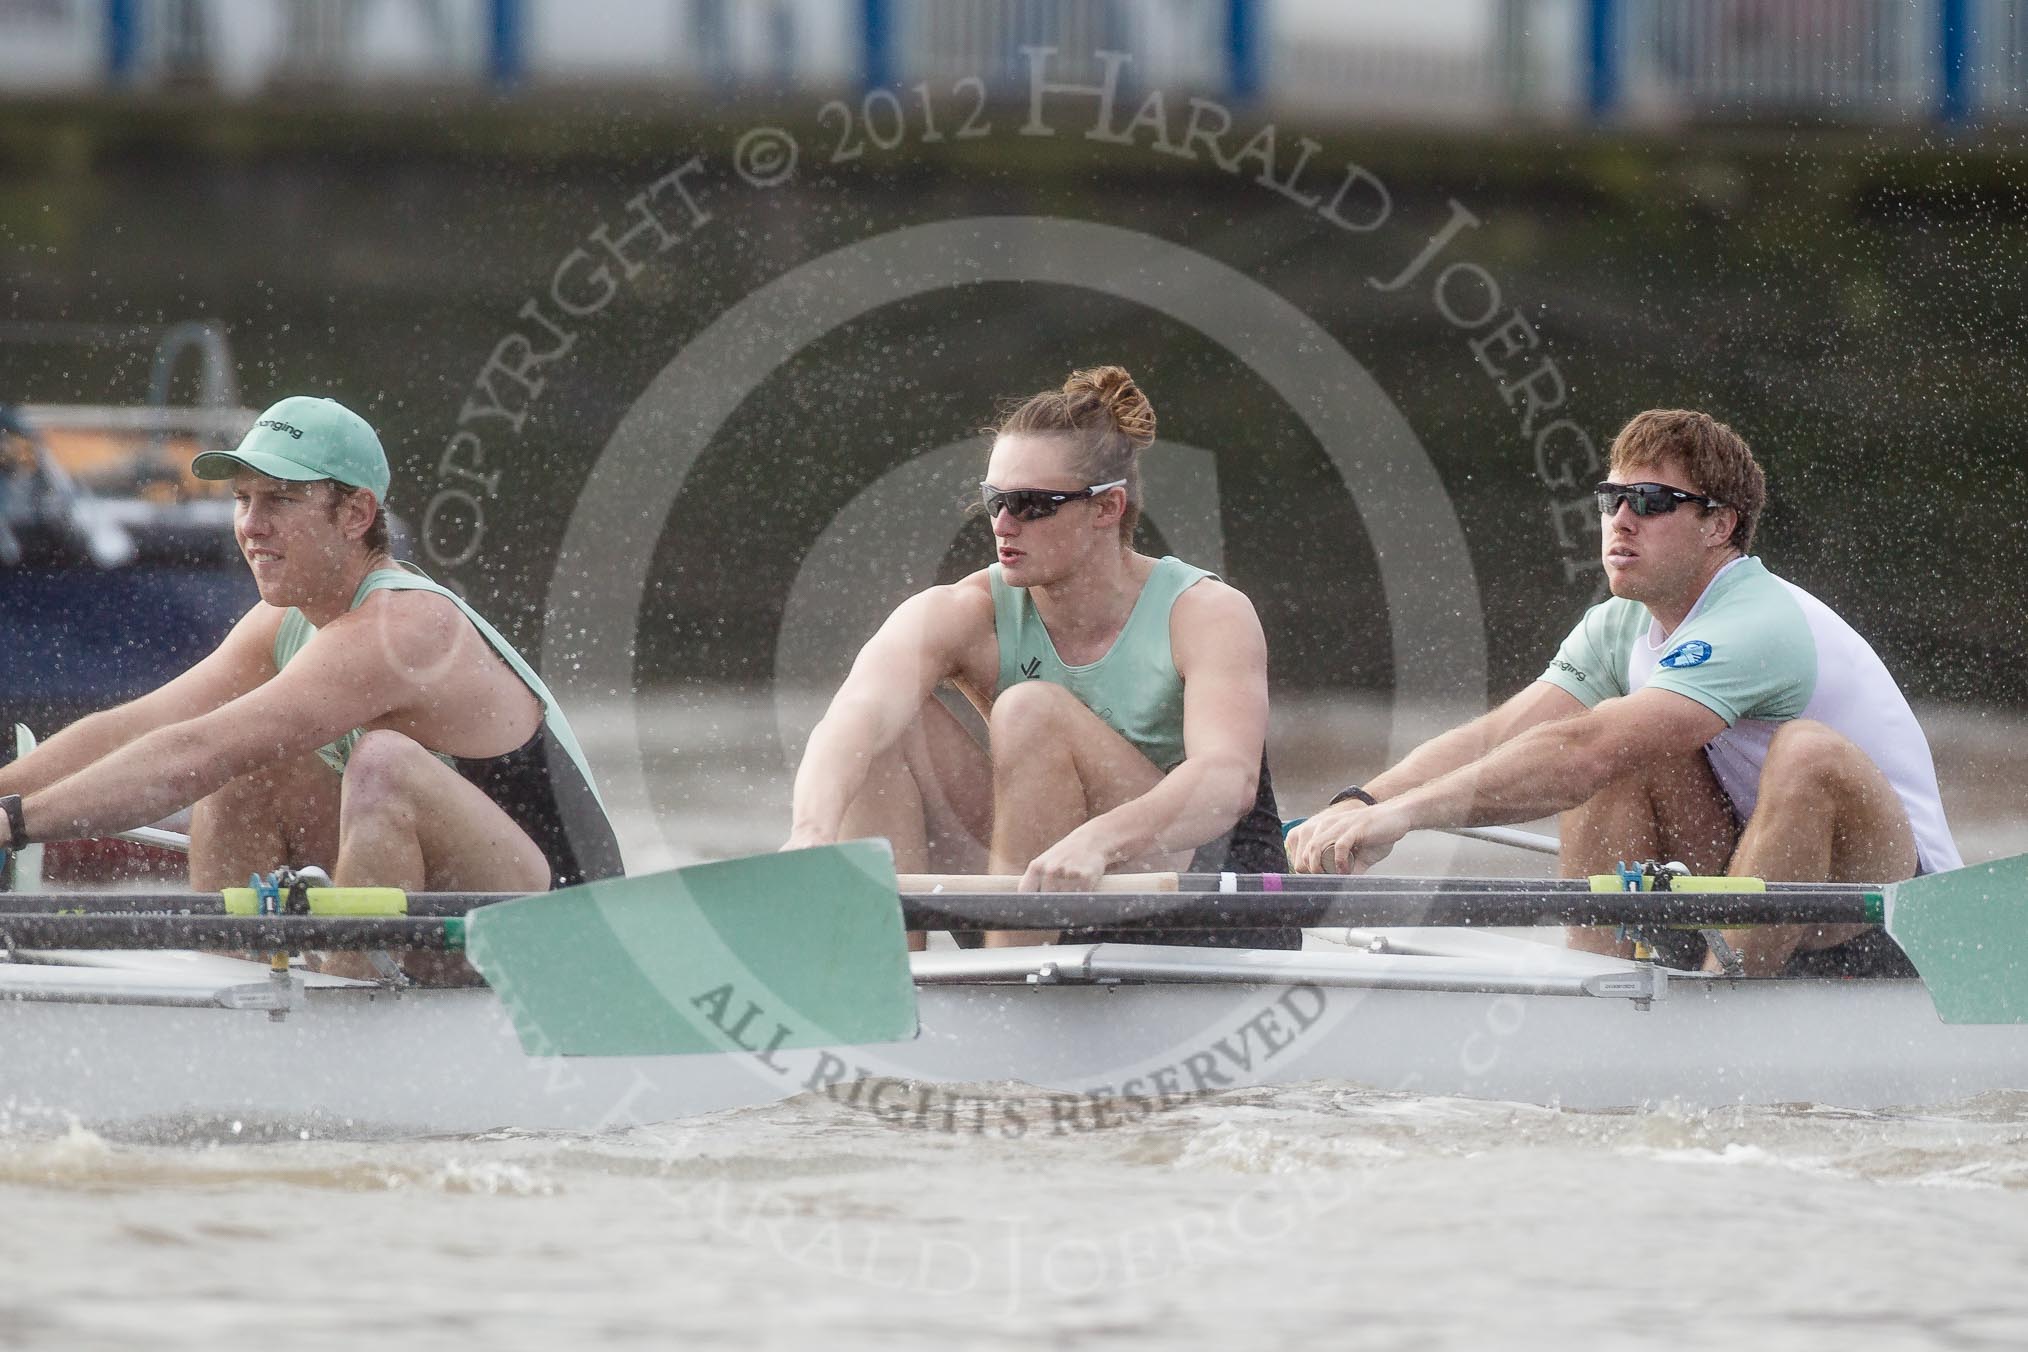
[1171,579,1265,669]
[934,569,997,619]
[886,570,992,633]
[344,583,463,625]
[205,601,294,683]
[325,587,472,664]
[873,573,996,681]
[1172,576,1261,628]
[221,600,289,652]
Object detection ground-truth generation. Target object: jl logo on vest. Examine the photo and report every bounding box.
[1020,657,1042,679]
[1659,640,1714,669]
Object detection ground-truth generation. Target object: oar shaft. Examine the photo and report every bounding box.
[911,873,1877,896]
[0,915,464,950]
[0,878,1877,917]
[0,893,511,917]
[900,890,1885,931]
[0,894,1883,950]
[0,887,1890,949]
[67,828,1569,864]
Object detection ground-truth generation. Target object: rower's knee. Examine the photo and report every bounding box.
[340,730,435,818]
[988,680,1082,744]
[988,683,1086,784]
[1759,720,1868,803]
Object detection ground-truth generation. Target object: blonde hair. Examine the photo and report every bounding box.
[993,365,1156,539]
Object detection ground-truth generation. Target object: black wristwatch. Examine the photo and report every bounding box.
[0,794,26,851]
[1328,785,1378,808]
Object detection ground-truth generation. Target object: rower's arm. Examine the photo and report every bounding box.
[1286,681,1582,872]
[1364,680,1584,803]
[0,604,280,800]
[1393,687,1725,828]
[1293,686,1724,873]
[14,600,432,845]
[787,585,981,848]
[1033,582,1269,878]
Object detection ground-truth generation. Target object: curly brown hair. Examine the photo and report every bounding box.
[992,365,1156,540]
[1608,409,1766,554]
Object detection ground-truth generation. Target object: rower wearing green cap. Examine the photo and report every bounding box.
[0,395,623,976]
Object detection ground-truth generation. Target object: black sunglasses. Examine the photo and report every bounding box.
[1594,481,1725,517]
[979,479,1127,522]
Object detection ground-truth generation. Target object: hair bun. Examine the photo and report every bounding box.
[1064,365,1156,452]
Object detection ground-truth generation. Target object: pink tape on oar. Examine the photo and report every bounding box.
[1262,873,1284,892]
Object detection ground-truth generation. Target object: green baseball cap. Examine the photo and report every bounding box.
[194,395,390,499]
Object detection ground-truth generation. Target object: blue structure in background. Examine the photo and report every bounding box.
[861,0,891,91]
[1940,0,1972,122]
[488,0,523,88]
[1586,0,1618,121]
[1226,0,1260,103]
[104,0,138,83]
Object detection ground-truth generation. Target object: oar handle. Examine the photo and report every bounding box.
[898,872,1181,894]
[118,825,192,852]
[1446,825,1559,856]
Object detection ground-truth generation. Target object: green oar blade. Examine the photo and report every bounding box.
[464,840,917,1057]
[1888,852,2028,1024]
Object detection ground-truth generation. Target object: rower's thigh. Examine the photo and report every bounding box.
[189,750,342,888]
[900,691,996,853]
[340,731,550,891]
[840,693,994,871]
[1758,719,1917,883]
[988,681,1165,814]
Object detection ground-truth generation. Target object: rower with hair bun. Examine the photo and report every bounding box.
[786,365,1293,948]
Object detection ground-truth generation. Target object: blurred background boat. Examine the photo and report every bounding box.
[1,320,254,720]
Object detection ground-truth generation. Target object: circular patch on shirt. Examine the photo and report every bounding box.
[1659,639,1714,669]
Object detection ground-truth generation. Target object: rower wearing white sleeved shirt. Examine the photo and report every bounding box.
[1540,554,1959,877]
[1288,408,1956,977]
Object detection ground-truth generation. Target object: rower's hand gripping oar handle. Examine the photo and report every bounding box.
[12,724,193,857]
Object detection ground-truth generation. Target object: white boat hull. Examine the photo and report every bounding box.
[4,942,2025,1134]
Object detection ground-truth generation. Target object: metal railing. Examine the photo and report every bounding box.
[893,0,1227,92]
[1611,0,1939,121]
[1978,0,2028,111]
[4,0,2028,125]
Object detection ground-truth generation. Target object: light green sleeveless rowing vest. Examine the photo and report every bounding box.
[989,555,1211,773]
[272,563,605,809]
